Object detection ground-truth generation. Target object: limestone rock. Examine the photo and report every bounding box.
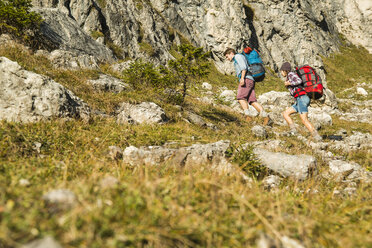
[253,148,317,180]
[251,125,268,138]
[108,146,123,160]
[328,160,372,182]
[185,111,207,127]
[123,140,236,173]
[33,7,113,62]
[0,57,90,123]
[88,75,129,93]
[42,189,76,210]
[21,236,62,248]
[357,87,368,96]
[116,102,168,125]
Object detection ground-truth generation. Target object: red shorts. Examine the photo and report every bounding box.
[236,78,257,104]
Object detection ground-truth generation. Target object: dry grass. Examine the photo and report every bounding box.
[0,42,371,247]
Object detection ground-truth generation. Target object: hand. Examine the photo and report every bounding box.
[240,78,245,86]
[284,81,291,86]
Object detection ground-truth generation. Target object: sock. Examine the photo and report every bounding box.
[289,124,296,131]
[244,109,250,116]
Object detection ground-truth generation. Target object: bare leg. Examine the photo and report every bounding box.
[251,101,263,113]
[238,100,249,110]
[282,107,297,127]
[299,113,315,133]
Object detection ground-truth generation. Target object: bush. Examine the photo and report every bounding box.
[227,144,267,179]
[0,0,43,43]
[168,44,210,101]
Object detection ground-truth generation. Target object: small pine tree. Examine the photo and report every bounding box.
[168,44,210,102]
[0,0,43,43]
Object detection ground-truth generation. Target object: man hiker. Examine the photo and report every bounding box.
[280,62,322,141]
[224,48,270,125]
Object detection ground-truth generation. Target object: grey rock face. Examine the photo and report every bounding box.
[31,0,372,77]
[88,74,129,93]
[116,102,168,125]
[33,7,113,62]
[0,57,90,123]
[253,148,317,180]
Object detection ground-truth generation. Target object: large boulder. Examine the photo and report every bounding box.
[253,148,317,180]
[0,57,90,123]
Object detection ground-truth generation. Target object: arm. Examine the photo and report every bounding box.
[240,70,247,86]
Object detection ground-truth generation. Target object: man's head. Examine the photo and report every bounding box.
[224,48,236,61]
[280,62,291,77]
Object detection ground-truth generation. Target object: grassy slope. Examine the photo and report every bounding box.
[0,43,371,247]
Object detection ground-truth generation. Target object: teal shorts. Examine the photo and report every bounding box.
[292,95,310,114]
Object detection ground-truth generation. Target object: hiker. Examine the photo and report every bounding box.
[224,48,270,125]
[280,62,322,141]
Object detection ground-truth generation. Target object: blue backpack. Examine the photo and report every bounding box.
[242,47,265,82]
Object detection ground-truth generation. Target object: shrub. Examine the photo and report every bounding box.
[0,0,43,43]
[227,144,267,179]
[122,60,162,89]
[168,44,210,102]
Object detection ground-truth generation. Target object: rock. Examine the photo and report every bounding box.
[329,131,372,152]
[251,125,268,138]
[21,236,62,248]
[108,146,123,160]
[258,91,292,110]
[185,111,206,127]
[42,189,76,210]
[308,112,333,127]
[357,87,368,96]
[123,140,237,173]
[252,139,283,151]
[328,160,371,182]
[262,175,282,190]
[202,82,213,90]
[253,148,317,180]
[281,236,305,248]
[0,57,90,123]
[43,49,100,70]
[111,60,133,73]
[116,102,168,125]
[100,176,119,189]
[19,179,31,187]
[33,8,113,63]
[88,74,129,93]
[31,0,372,77]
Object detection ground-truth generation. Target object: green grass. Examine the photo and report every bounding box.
[322,45,372,100]
[0,42,372,247]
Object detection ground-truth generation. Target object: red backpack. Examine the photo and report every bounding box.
[295,65,324,100]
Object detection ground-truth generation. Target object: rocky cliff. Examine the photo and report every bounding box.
[31,0,372,77]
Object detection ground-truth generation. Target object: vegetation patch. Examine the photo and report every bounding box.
[0,0,43,48]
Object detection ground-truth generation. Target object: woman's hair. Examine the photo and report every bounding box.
[223,48,236,56]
